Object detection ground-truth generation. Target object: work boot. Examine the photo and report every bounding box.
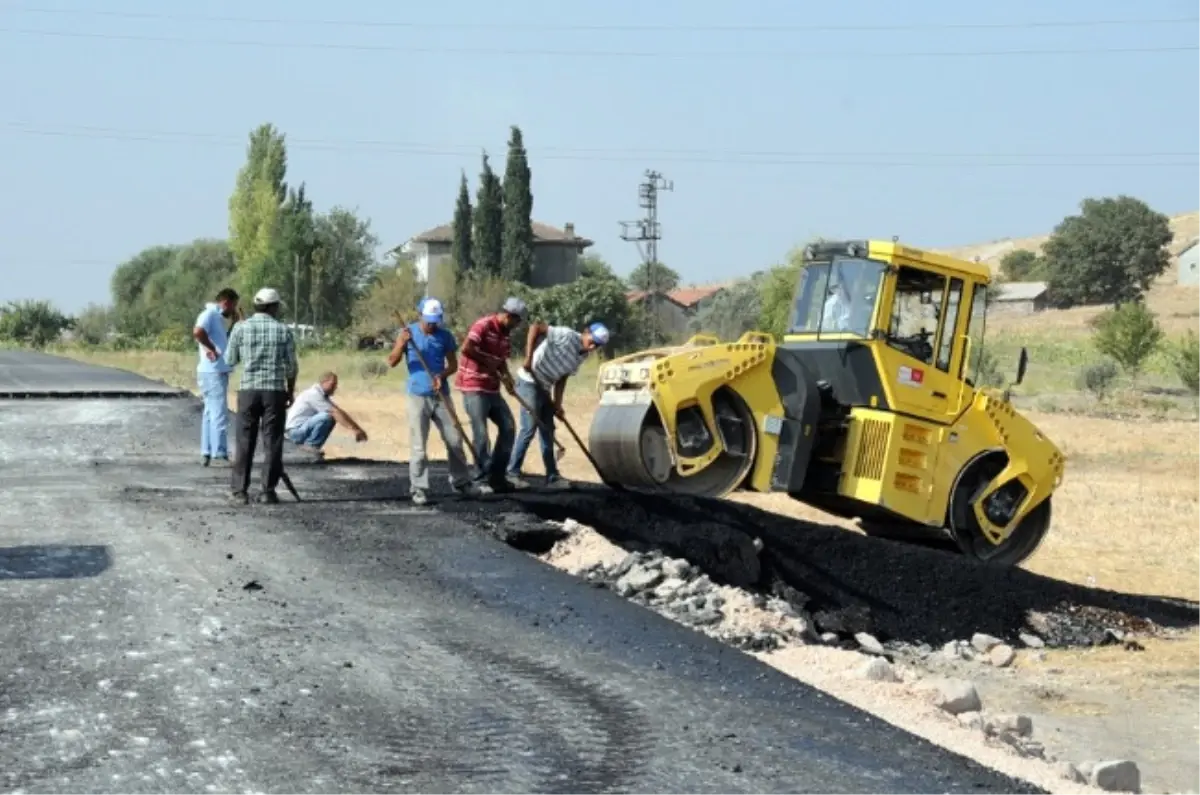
[203,455,211,467]
[506,474,532,490]
[542,477,571,491]
[411,489,429,506]
[256,490,280,505]
[229,491,249,505]
[451,482,481,497]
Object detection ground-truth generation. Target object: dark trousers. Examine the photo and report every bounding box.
[232,389,288,496]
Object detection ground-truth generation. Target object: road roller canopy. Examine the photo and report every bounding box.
[786,239,993,344]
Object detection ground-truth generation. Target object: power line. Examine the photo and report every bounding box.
[2,122,1195,167]
[6,6,1197,34]
[0,27,1195,59]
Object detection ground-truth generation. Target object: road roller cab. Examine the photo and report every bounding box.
[588,239,1066,567]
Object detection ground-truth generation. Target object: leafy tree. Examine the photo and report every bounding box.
[1169,331,1199,394]
[110,244,181,336]
[758,248,804,338]
[627,261,680,293]
[352,260,423,340]
[308,208,380,331]
[520,275,635,355]
[137,240,238,336]
[271,183,318,324]
[501,126,535,284]
[473,152,503,278]
[0,300,70,348]
[689,278,764,341]
[999,249,1047,281]
[452,171,474,274]
[229,123,288,291]
[1042,195,1173,308]
[1091,300,1164,377]
[579,253,618,281]
[72,303,116,345]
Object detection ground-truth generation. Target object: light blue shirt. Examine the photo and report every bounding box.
[195,303,231,374]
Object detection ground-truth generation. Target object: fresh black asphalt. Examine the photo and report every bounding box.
[0,350,1045,793]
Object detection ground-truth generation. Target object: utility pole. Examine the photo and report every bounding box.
[620,169,673,345]
[292,253,300,333]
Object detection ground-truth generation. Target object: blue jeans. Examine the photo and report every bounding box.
[507,379,560,482]
[198,370,230,459]
[461,391,515,487]
[287,412,336,449]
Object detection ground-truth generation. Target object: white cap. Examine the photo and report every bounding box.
[419,297,444,323]
[254,287,282,306]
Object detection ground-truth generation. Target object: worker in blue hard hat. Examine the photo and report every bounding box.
[507,319,610,491]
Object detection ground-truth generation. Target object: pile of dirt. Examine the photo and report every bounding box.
[466,488,1199,649]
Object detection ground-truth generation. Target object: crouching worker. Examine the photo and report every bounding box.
[386,298,477,506]
[507,320,609,490]
[284,372,368,458]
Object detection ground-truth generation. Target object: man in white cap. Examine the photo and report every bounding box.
[457,296,526,493]
[222,287,298,505]
[506,319,610,490]
[386,297,476,505]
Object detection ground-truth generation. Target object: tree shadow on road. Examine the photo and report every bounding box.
[0,544,112,580]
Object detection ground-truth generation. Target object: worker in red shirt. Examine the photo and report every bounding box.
[457,296,526,494]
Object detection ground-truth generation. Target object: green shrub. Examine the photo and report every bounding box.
[1169,330,1199,394]
[1091,301,1163,376]
[1077,360,1119,401]
[153,327,193,353]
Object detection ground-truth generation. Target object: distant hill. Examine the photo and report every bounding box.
[936,211,1199,283]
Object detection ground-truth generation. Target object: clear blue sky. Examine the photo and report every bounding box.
[1,0,1197,313]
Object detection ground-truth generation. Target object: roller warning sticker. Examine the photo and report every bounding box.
[898,365,925,387]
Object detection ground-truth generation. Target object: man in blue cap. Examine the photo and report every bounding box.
[387,297,476,505]
[506,319,610,490]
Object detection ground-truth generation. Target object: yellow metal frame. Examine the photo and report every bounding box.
[596,332,786,491]
[593,239,1066,550]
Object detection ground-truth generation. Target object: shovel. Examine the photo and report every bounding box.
[279,469,302,502]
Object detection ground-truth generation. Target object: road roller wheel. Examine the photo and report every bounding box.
[948,454,1052,567]
[588,387,757,498]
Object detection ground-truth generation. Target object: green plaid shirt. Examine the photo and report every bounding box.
[223,312,298,392]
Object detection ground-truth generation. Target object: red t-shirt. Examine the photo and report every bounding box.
[456,315,511,393]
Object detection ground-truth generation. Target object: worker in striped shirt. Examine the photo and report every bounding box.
[506,320,610,490]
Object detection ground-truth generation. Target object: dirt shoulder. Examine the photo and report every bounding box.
[528,518,1198,795]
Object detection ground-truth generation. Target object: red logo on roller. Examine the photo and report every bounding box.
[911,368,924,383]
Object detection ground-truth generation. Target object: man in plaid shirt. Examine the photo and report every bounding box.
[223,287,299,504]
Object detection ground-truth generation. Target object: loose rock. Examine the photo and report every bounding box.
[619,565,664,594]
[957,711,984,731]
[855,632,886,656]
[1018,632,1046,649]
[819,632,839,645]
[1090,760,1141,793]
[1056,762,1086,784]
[971,633,1002,653]
[985,713,1033,739]
[989,644,1017,668]
[858,656,899,683]
[929,679,982,715]
[653,577,687,600]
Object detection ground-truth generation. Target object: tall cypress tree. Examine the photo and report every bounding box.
[473,152,503,278]
[451,170,474,274]
[501,125,534,284]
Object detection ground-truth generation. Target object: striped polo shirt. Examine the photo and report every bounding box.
[519,326,589,388]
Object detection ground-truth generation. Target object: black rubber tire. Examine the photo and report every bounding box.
[948,454,1053,567]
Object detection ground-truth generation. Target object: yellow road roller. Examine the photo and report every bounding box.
[588,239,1065,566]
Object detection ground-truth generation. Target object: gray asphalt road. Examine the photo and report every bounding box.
[0,351,1043,794]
